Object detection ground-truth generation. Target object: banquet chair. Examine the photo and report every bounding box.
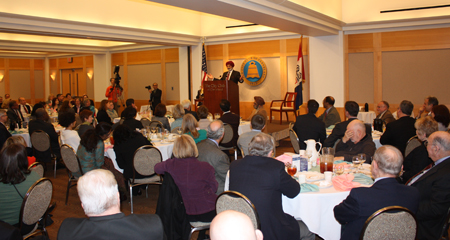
[140,118,151,128]
[149,120,164,132]
[270,92,297,124]
[239,146,246,158]
[129,145,162,214]
[28,162,45,178]
[405,136,421,157]
[360,206,417,240]
[440,207,450,240]
[19,178,53,239]
[289,122,294,130]
[289,129,300,154]
[60,144,83,205]
[171,126,181,134]
[30,130,58,178]
[219,123,237,160]
[216,191,261,230]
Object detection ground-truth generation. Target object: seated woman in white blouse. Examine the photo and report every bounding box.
[58,111,81,151]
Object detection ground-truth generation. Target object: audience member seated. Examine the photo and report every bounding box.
[197,105,211,130]
[121,107,143,130]
[154,135,217,240]
[7,100,24,128]
[335,120,376,162]
[334,145,419,240]
[121,99,141,120]
[152,103,171,131]
[1,136,35,166]
[18,97,32,117]
[59,111,80,151]
[51,98,60,113]
[197,120,229,195]
[171,104,185,130]
[375,100,395,125]
[318,96,341,128]
[229,133,315,240]
[57,169,164,240]
[1,94,11,109]
[29,102,45,121]
[29,108,61,160]
[380,100,416,155]
[432,104,450,131]
[58,100,74,115]
[106,100,118,120]
[77,110,94,138]
[293,99,326,150]
[72,97,83,115]
[210,210,263,240]
[82,94,95,109]
[113,124,152,184]
[409,131,450,240]
[238,114,266,156]
[96,100,113,125]
[81,98,95,117]
[417,96,439,119]
[0,96,3,109]
[324,101,371,148]
[0,144,40,234]
[182,99,199,120]
[182,114,207,144]
[219,99,240,148]
[247,96,267,121]
[0,109,12,149]
[400,116,437,184]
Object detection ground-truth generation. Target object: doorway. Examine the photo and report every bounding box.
[61,69,85,96]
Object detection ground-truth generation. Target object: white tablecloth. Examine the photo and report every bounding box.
[12,131,32,147]
[238,121,251,135]
[357,111,376,124]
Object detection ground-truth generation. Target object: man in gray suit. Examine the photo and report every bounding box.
[237,114,265,156]
[318,96,341,128]
[197,120,230,195]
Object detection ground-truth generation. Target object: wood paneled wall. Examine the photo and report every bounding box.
[345,27,450,115]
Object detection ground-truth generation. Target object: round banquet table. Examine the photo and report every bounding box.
[11,129,32,147]
[238,121,251,135]
[357,111,376,124]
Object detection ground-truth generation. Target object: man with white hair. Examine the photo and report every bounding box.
[181,99,199,120]
[57,169,164,240]
[210,210,263,240]
[335,119,376,162]
[334,146,419,240]
[18,97,32,116]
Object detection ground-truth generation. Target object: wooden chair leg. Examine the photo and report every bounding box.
[270,110,273,123]
[279,112,282,124]
[285,112,289,123]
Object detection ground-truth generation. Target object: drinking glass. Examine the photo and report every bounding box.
[151,127,157,134]
[286,163,297,177]
[357,153,366,171]
[177,128,182,135]
[334,165,344,175]
[352,156,361,173]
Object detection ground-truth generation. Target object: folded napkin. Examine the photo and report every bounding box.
[300,183,319,193]
[352,173,374,185]
[332,174,361,191]
[275,154,292,165]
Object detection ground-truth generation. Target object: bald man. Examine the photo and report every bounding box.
[18,97,32,116]
[335,120,376,162]
[210,210,263,240]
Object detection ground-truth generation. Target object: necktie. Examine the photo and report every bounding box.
[24,105,29,114]
[15,109,24,122]
[407,163,433,186]
[227,71,231,81]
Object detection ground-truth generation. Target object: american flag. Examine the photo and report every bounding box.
[295,36,304,110]
[201,43,208,86]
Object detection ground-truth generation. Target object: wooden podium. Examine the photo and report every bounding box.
[203,80,240,117]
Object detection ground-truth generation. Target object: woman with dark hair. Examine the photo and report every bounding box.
[59,111,80,151]
[51,98,60,112]
[72,97,83,115]
[76,122,111,175]
[151,103,170,131]
[432,104,450,131]
[96,100,112,125]
[106,100,118,120]
[182,114,207,144]
[122,107,143,130]
[59,100,74,114]
[197,105,211,130]
[113,124,151,183]
[154,135,217,240]
[30,102,45,121]
[0,144,40,230]
[77,109,94,137]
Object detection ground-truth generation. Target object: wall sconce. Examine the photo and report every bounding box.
[87,71,93,80]
[50,73,56,81]
[0,70,4,82]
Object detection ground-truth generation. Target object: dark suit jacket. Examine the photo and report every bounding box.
[7,108,23,128]
[401,143,432,184]
[0,123,12,149]
[150,88,162,110]
[318,106,341,128]
[335,134,376,162]
[229,155,300,240]
[293,113,326,150]
[122,118,144,130]
[376,110,395,125]
[114,132,151,179]
[219,70,243,84]
[197,139,230,195]
[72,105,82,115]
[28,119,61,161]
[334,178,419,240]
[57,213,165,240]
[324,118,372,147]
[19,104,31,115]
[412,157,450,240]
[219,112,240,148]
[184,109,199,121]
[96,109,112,125]
[380,116,416,155]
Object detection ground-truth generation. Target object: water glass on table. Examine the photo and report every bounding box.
[352,156,362,173]
[286,162,297,177]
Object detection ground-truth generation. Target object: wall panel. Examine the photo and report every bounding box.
[228,40,280,58]
[127,50,161,65]
[111,53,124,66]
[10,70,31,99]
[206,45,223,59]
[127,64,162,101]
[165,62,180,101]
[58,57,84,69]
[348,52,374,103]
[164,48,179,63]
[348,33,374,53]
[9,59,30,69]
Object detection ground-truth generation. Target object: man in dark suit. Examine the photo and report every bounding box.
[18,97,32,116]
[318,96,341,128]
[409,131,450,240]
[380,100,416,155]
[375,100,395,125]
[334,145,419,240]
[0,109,12,149]
[324,101,371,148]
[58,169,165,240]
[149,82,162,111]
[229,133,315,240]
[218,61,244,84]
[219,99,240,148]
[6,100,24,128]
[293,99,326,150]
[197,120,230,195]
[181,99,199,120]
[28,108,61,161]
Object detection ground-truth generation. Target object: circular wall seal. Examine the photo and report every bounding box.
[240,56,267,86]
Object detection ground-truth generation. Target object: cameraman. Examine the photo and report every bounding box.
[149,83,162,111]
[105,78,122,112]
